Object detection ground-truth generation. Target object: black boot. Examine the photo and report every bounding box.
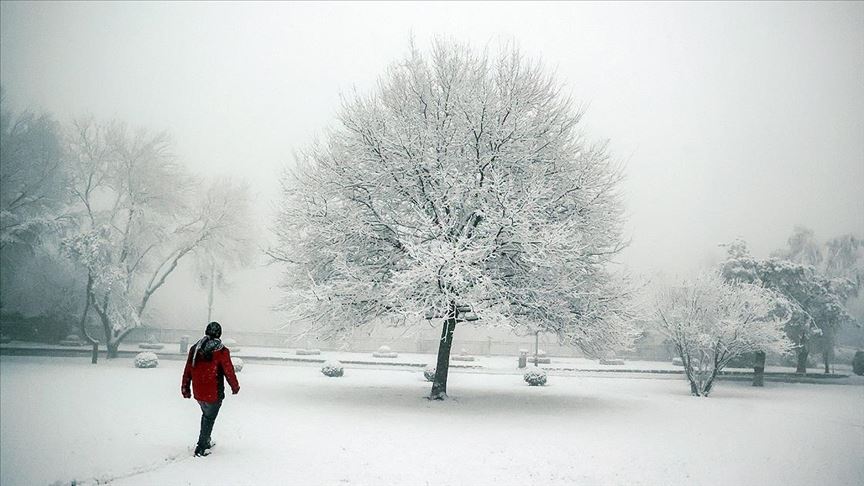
[194,445,211,457]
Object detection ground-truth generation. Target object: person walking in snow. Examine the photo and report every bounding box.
[181,321,240,457]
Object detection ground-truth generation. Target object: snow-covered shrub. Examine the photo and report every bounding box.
[133,352,159,368]
[232,357,244,372]
[523,368,547,386]
[139,336,164,350]
[853,351,864,376]
[372,345,398,358]
[423,366,436,382]
[58,334,84,346]
[599,357,624,365]
[452,348,475,361]
[528,351,551,364]
[296,348,321,355]
[321,360,344,377]
[672,357,684,366]
[222,338,240,352]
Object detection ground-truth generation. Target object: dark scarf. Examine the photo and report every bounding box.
[192,335,224,367]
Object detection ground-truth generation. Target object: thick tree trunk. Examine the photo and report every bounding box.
[107,341,120,359]
[79,275,99,364]
[701,367,720,397]
[796,347,809,374]
[689,380,699,396]
[752,351,766,387]
[94,302,114,360]
[822,330,834,374]
[430,315,457,400]
[94,306,123,359]
[676,347,700,396]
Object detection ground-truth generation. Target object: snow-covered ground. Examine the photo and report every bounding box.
[1,356,861,486]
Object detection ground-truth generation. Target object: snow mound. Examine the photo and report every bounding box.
[133,352,159,368]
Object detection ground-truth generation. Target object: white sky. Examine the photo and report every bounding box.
[2,1,862,328]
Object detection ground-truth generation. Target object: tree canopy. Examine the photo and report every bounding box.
[273,41,636,396]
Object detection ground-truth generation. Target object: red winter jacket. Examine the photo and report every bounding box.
[181,339,240,403]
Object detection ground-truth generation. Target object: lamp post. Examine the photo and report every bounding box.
[534,330,540,367]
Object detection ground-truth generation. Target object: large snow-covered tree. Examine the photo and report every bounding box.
[62,119,252,358]
[272,41,636,399]
[721,240,856,373]
[806,233,861,371]
[652,271,791,397]
[765,228,860,372]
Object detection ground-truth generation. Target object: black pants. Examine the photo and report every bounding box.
[197,400,222,449]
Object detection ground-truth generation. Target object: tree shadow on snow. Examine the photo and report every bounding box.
[259,376,631,418]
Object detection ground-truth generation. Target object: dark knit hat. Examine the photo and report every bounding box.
[205,321,222,339]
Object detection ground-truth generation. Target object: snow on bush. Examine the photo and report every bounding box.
[232,357,244,373]
[296,348,321,355]
[452,348,475,361]
[423,366,436,382]
[222,338,241,352]
[321,360,344,377]
[58,334,84,346]
[599,358,625,365]
[853,351,864,376]
[523,368,547,386]
[372,345,398,358]
[138,336,164,350]
[133,352,159,368]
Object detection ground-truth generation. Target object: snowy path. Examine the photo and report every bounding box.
[1,356,862,486]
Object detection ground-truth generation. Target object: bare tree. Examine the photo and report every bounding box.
[652,271,791,397]
[62,119,248,358]
[192,178,256,322]
[272,41,636,399]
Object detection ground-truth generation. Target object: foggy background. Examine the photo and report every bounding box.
[2,1,862,331]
